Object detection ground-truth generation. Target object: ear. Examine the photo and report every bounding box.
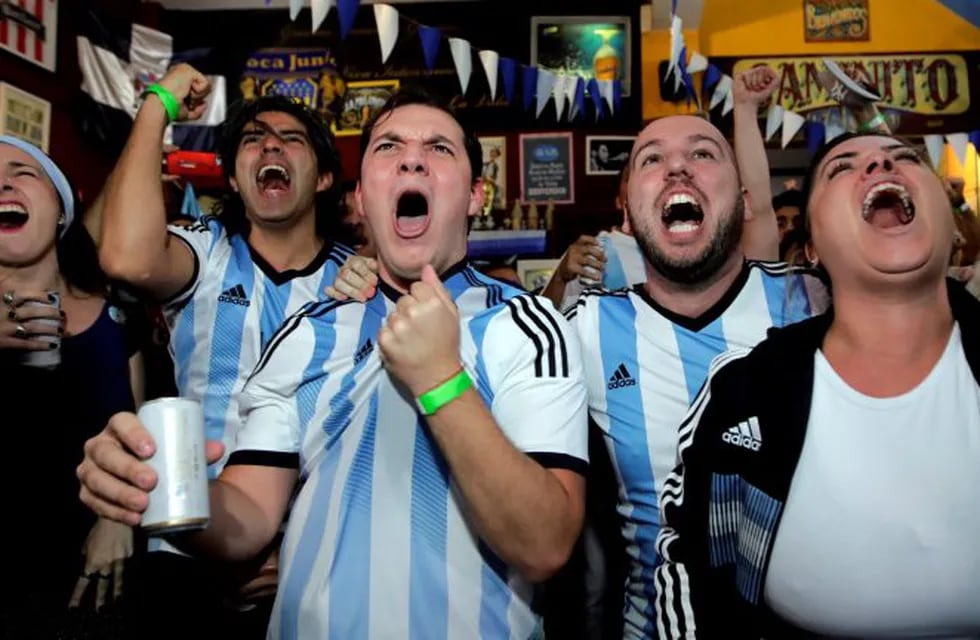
[804,241,819,267]
[229,176,240,193]
[621,206,634,235]
[467,178,486,218]
[315,171,334,193]
[740,187,754,221]
[354,180,365,219]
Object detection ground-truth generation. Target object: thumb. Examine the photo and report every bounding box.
[421,264,453,306]
[205,440,225,465]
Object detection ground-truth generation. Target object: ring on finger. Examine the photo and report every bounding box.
[14,324,27,339]
[2,290,14,307]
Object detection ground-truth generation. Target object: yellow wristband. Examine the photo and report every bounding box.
[416,369,473,416]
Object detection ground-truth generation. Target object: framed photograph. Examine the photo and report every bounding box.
[586,135,634,176]
[531,16,631,97]
[804,0,869,42]
[479,136,507,210]
[331,79,400,137]
[519,132,574,204]
[0,82,51,152]
[0,0,59,72]
[517,258,559,292]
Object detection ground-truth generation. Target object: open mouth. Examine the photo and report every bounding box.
[0,204,29,232]
[661,193,704,234]
[862,182,915,229]
[256,164,291,195]
[394,191,430,238]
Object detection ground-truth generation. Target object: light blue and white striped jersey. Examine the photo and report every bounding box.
[567,261,828,639]
[559,230,646,311]
[164,215,355,473]
[233,262,589,640]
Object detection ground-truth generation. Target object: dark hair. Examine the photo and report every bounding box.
[358,86,483,184]
[215,95,344,239]
[57,186,108,296]
[772,188,804,212]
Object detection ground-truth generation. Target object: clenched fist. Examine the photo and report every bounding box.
[733,66,779,109]
[377,264,462,397]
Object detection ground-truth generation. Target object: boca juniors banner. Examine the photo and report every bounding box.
[0,0,57,72]
[241,48,347,123]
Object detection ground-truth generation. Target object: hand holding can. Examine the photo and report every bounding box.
[0,289,63,366]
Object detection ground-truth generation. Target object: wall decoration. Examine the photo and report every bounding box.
[331,79,400,137]
[519,132,574,204]
[531,16,631,96]
[478,136,506,210]
[586,135,634,176]
[0,0,58,71]
[0,82,51,152]
[241,48,346,122]
[517,258,559,292]
[804,0,870,42]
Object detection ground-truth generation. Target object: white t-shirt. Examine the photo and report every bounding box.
[766,324,980,638]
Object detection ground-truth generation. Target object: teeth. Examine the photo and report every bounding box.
[666,193,698,208]
[0,204,27,214]
[257,164,289,182]
[667,222,700,233]
[862,181,912,220]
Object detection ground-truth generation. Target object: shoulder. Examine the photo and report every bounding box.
[563,285,632,322]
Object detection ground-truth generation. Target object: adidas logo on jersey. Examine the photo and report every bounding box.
[607,363,637,390]
[218,284,251,307]
[721,417,762,452]
[353,339,374,365]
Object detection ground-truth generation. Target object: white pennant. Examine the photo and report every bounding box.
[709,75,732,111]
[311,0,334,31]
[536,68,556,117]
[722,90,734,116]
[781,111,806,149]
[598,79,615,115]
[824,111,846,142]
[552,75,569,120]
[924,134,945,171]
[946,133,969,168]
[765,103,784,142]
[289,0,304,20]
[478,50,499,101]
[373,4,399,64]
[448,38,472,93]
[666,15,683,79]
[564,75,579,121]
[686,52,708,75]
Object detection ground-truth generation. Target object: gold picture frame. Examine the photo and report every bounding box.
[0,82,51,152]
[331,79,400,137]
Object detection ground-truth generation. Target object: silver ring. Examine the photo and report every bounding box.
[2,290,14,307]
[14,324,26,339]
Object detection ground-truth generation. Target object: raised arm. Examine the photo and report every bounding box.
[99,64,211,299]
[733,67,780,261]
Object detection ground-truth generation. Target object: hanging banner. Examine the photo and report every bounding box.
[519,132,574,205]
[241,47,346,122]
[724,52,978,135]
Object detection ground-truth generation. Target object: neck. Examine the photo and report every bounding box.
[643,253,743,319]
[246,213,322,272]
[823,278,953,396]
[0,250,61,292]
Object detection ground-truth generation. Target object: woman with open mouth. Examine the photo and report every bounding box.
[0,135,143,637]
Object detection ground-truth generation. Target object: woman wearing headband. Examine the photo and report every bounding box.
[0,136,143,636]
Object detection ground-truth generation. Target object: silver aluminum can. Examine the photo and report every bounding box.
[19,291,60,369]
[138,397,210,534]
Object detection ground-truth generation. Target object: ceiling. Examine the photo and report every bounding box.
[151,0,486,8]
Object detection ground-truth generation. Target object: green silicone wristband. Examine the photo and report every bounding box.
[142,83,180,123]
[859,112,887,133]
[416,369,473,416]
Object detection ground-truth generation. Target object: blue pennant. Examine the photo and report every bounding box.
[613,78,623,114]
[970,130,980,154]
[703,64,722,93]
[499,57,517,104]
[337,0,359,40]
[806,120,826,157]
[418,24,442,71]
[573,77,586,120]
[521,65,538,111]
[587,78,604,118]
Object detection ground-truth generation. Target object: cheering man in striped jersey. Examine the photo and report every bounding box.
[80,88,589,638]
[566,70,829,638]
[96,63,354,635]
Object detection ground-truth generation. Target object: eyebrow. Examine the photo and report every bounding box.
[630,133,727,167]
[371,132,459,149]
[241,121,310,141]
[5,160,41,172]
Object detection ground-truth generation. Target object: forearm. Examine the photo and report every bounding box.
[540,271,568,309]
[426,390,584,582]
[100,100,171,281]
[733,102,778,260]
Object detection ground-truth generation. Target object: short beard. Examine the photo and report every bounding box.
[634,196,745,290]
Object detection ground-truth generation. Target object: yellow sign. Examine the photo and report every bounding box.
[734,55,970,116]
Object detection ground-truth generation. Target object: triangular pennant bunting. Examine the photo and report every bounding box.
[499,57,517,103]
[449,37,472,93]
[572,77,586,121]
[703,64,722,92]
[686,52,708,75]
[478,50,499,101]
[613,78,623,114]
[946,132,969,167]
[522,65,538,111]
[564,75,579,121]
[373,4,398,64]
[598,79,615,115]
[924,134,945,171]
[781,111,806,149]
[722,90,734,116]
[417,25,442,71]
[805,120,826,156]
[337,0,359,39]
[311,0,334,31]
[765,103,785,142]
[536,68,556,117]
[586,78,603,120]
[289,0,304,21]
[551,74,568,120]
[709,75,732,111]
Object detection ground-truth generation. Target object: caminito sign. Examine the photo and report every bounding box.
[733,54,970,116]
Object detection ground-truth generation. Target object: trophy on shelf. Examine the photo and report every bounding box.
[544,201,555,230]
[475,179,497,230]
[508,199,524,230]
[527,201,539,231]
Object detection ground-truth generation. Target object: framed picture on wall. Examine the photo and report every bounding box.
[331,79,400,137]
[0,0,59,72]
[531,16,631,96]
[0,82,51,152]
[803,0,870,42]
[517,258,559,292]
[519,132,574,204]
[479,136,507,210]
[586,135,634,176]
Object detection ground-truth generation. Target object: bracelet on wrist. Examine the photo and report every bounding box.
[141,83,180,123]
[416,369,473,416]
[859,112,887,133]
